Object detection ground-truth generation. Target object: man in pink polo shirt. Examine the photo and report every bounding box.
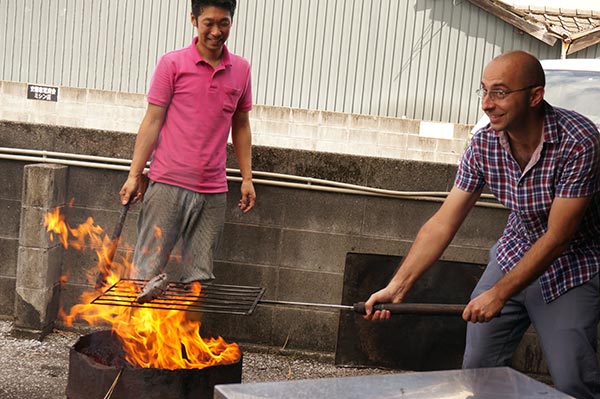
[119,0,255,288]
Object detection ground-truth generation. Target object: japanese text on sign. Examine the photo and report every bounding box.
[27,84,59,102]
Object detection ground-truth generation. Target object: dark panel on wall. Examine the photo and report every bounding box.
[336,252,484,370]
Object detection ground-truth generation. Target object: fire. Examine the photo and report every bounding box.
[46,206,240,370]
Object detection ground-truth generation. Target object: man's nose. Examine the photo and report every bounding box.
[481,93,494,111]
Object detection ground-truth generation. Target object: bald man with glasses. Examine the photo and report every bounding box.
[364,51,600,399]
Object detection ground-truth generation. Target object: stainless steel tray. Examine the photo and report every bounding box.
[214,367,573,399]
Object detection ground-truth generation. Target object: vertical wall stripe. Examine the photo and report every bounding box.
[1,1,5,78]
[379,0,391,116]
[361,1,373,115]
[342,1,355,113]
[385,0,396,116]
[20,0,29,82]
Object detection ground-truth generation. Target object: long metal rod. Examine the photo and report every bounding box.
[259,299,467,316]
[259,299,354,310]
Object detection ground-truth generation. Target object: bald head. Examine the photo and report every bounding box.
[487,51,545,88]
[481,51,547,133]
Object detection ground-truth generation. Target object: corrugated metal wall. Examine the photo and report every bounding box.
[2,0,599,124]
[0,0,193,93]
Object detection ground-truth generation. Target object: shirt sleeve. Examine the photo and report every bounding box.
[236,67,252,113]
[455,140,486,193]
[147,55,175,108]
[556,132,600,198]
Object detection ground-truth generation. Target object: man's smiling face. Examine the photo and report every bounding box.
[192,6,232,56]
[480,59,535,133]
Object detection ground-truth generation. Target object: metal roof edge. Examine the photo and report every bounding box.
[466,0,600,55]
[466,0,557,46]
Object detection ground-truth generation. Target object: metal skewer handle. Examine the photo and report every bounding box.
[259,299,465,316]
[352,302,465,316]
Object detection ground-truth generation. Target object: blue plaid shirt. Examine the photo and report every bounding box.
[456,102,600,302]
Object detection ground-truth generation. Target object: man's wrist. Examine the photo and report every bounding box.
[489,284,510,303]
[128,172,143,179]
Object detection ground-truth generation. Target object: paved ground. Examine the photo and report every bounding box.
[0,319,395,399]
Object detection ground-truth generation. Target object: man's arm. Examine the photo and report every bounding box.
[231,110,256,213]
[119,103,167,205]
[364,186,482,320]
[464,195,592,322]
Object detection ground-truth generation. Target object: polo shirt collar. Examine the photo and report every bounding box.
[189,37,232,68]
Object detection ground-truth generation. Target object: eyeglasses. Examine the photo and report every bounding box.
[475,85,538,101]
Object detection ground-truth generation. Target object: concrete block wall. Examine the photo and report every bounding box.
[0,121,496,330]
[0,120,563,378]
[0,81,473,165]
[0,159,21,317]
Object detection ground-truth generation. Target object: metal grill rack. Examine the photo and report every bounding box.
[91,279,266,315]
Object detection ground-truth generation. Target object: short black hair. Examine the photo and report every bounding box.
[191,0,237,19]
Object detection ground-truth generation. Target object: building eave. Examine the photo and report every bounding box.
[466,0,600,55]
[466,0,557,45]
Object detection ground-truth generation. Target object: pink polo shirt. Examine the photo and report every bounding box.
[146,38,252,193]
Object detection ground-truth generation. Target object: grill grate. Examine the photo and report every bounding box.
[91,279,266,315]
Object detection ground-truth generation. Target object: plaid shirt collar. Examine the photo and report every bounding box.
[493,101,561,145]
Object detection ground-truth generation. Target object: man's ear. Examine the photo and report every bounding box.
[190,13,197,27]
[530,86,544,107]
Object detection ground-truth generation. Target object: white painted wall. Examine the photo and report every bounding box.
[0,81,472,165]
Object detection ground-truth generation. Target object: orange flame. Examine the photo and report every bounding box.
[46,206,240,370]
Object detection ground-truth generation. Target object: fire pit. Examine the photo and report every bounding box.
[66,330,242,399]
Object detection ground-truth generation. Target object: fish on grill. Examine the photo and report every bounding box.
[136,273,169,304]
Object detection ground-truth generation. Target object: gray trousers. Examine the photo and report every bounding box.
[463,244,600,399]
[132,181,226,283]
